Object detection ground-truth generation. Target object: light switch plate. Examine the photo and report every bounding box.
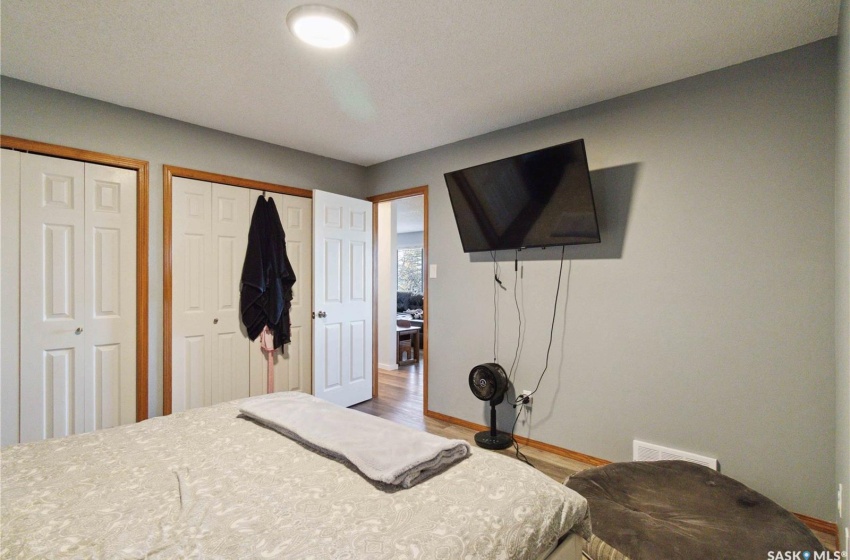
[429,264,437,278]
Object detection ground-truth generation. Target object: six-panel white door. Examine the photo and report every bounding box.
[18,152,136,443]
[312,190,373,407]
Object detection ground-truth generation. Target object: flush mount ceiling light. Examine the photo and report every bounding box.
[287,4,357,49]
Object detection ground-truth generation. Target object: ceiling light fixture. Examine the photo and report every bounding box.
[287,4,357,49]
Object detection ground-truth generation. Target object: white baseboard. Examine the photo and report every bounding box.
[378,362,399,371]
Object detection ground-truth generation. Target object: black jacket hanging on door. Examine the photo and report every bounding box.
[240,196,296,349]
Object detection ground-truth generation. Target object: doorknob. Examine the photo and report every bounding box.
[317,311,327,318]
[213,318,219,324]
[74,327,83,335]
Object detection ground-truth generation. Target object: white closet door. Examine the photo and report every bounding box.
[172,177,213,412]
[83,163,137,430]
[278,194,313,394]
[172,179,251,411]
[1,149,22,446]
[20,154,87,442]
[210,183,250,403]
[248,193,313,396]
[10,152,137,444]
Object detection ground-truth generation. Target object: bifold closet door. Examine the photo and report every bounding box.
[171,177,210,412]
[210,183,251,403]
[247,193,313,396]
[18,153,136,443]
[83,163,138,431]
[171,177,249,413]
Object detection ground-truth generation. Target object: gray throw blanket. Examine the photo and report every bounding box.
[239,392,471,488]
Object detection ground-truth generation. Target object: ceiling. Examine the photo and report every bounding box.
[394,196,424,234]
[1,1,840,166]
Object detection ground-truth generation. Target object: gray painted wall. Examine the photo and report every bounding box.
[836,0,849,550]
[0,77,369,418]
[367,40,837,520]
[0,39,840,524]
[397,231,424,248]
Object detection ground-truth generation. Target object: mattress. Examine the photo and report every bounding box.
[1,399,589,559]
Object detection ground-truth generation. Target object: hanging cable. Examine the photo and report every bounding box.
[515,246,570,403]
[508,249,523,383]
[509,404,534,467]
[491,251,500,362]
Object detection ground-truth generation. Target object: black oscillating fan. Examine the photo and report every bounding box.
[468,363,513,450]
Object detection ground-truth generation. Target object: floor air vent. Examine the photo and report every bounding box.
[633,440,717,470]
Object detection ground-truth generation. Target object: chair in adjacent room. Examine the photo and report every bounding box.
[396,319,418,365]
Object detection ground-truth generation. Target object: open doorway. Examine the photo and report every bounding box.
[359,187,428,429]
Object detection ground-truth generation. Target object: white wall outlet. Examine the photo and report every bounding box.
[521,390,533,406]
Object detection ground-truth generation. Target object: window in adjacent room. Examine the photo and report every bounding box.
[397,247,423,294]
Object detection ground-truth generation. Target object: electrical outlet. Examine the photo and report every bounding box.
[521,390,533,406]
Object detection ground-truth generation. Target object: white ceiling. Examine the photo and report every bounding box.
[0,1,840,166]
[394,195,424,234]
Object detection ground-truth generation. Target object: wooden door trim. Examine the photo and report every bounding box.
[164,165,313,198]
[1,135,150,422]
[163,165,312,415]
[366,186,429,414]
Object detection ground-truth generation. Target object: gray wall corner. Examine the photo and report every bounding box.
[835,0,850,551]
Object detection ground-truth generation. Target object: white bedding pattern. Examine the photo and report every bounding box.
[1,399,589,559]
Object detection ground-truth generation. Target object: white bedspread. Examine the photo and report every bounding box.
[1,399,590,559]
[240,392,470,488]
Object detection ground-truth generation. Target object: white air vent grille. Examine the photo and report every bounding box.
[633,440,717,470]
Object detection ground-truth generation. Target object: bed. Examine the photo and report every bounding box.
[1,395,589,559]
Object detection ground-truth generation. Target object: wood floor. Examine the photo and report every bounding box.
[352,361,595,483]
[352,361,838,551]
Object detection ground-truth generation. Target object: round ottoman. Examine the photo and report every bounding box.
[565,460,826,560]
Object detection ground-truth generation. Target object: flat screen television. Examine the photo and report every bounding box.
[444,139,600,253]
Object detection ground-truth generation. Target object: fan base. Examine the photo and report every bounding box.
[474,430,513,450]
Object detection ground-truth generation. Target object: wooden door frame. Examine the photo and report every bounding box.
[162,165,312,415]
[366,186,429,413]
[1,135,150,422]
